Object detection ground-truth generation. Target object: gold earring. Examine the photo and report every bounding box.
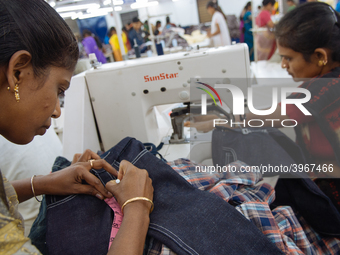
[14,84,20,102]
[7,87,10,91]
[323,60,327,66]
[318,60,323,67]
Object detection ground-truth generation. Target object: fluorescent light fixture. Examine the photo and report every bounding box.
[131,1,158,9]
[56,3,100,13]
[78,13,107,19]
[172,0,179,1]
[59,11,77,18]
[49,1,56,7]
[71,12,83,20]
[104,0,124,5]
[87,7,122,13]
[74,6,122,20]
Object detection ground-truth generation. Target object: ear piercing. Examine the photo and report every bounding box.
[318,60,327,67]
[7,85,20,102]
[14,84,20,102]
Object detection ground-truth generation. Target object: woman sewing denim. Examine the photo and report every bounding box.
[0,0,153,254]
[188,3,340,179]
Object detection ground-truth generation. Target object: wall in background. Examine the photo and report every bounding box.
[70,0,272,35]
[137,0,200,28]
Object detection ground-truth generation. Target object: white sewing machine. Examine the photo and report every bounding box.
[62,44,251,160]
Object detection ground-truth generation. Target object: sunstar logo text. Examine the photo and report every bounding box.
[144,73,179,82]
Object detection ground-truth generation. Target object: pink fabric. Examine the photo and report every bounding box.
[256,10,271,27]
[255,10,276,60]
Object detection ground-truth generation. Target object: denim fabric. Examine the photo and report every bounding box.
[212,126,307,177]
[45,137,283,255]
[45,156,116,255]
[28,197,48,255]
[29,158,73,255]
[273,178,340,236]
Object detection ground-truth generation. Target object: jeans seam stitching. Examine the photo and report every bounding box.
[102,151,111,160]
[149,223,199,255]
[132,149,148,165]
[47,195,77,209]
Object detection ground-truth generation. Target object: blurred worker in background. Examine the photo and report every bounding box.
[243,2,254,61]
[128,17,147,53]
[255,0,276,60]
[154,20,162,36]
[82,29,107,64]
[109,27,128,62]
[122,26,132,50]
[206,1,231,47]
[287,0,296,12]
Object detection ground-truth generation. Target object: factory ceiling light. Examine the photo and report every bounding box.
[56,3,100,12]
[131,0,159,9]
[103,0,124,5]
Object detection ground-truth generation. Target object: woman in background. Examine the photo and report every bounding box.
[82,29,107,64]
[243,2,254,61]
[109,27,128,62]
[206,1,231,47]
[255,0,276,60]
[240,2,252,43]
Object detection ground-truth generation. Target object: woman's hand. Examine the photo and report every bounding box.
[71,149,101,164]
[34,150,117,200]
[12,149,117,203]
[105,160,154,214]
[106,160,154,255]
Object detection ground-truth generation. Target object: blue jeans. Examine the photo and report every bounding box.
[212,127,307,177]
[40,137,283,255]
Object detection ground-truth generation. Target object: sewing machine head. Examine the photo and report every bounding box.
[63,44,251,158]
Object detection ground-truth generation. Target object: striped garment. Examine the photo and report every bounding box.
[144,159,340,255]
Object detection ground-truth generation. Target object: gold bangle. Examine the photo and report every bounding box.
[121,197,154,214]
[30,175,42,202]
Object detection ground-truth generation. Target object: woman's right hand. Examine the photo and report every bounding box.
[105,160,154,214]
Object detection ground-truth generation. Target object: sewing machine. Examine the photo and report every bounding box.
[62,44,251,160]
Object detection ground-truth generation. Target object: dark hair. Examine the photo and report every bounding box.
[82,29,92,38]
[245,1,251,10]
[122,26,127,33]
[156,20,161,26]
[206,1,227,20]
[262,0,275,6]
[132,17,140,23]
[109,27,116,34]
[166,16,170,24]
[0,0,79,76]
[275,2,340,62]
[206,1,217,9]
